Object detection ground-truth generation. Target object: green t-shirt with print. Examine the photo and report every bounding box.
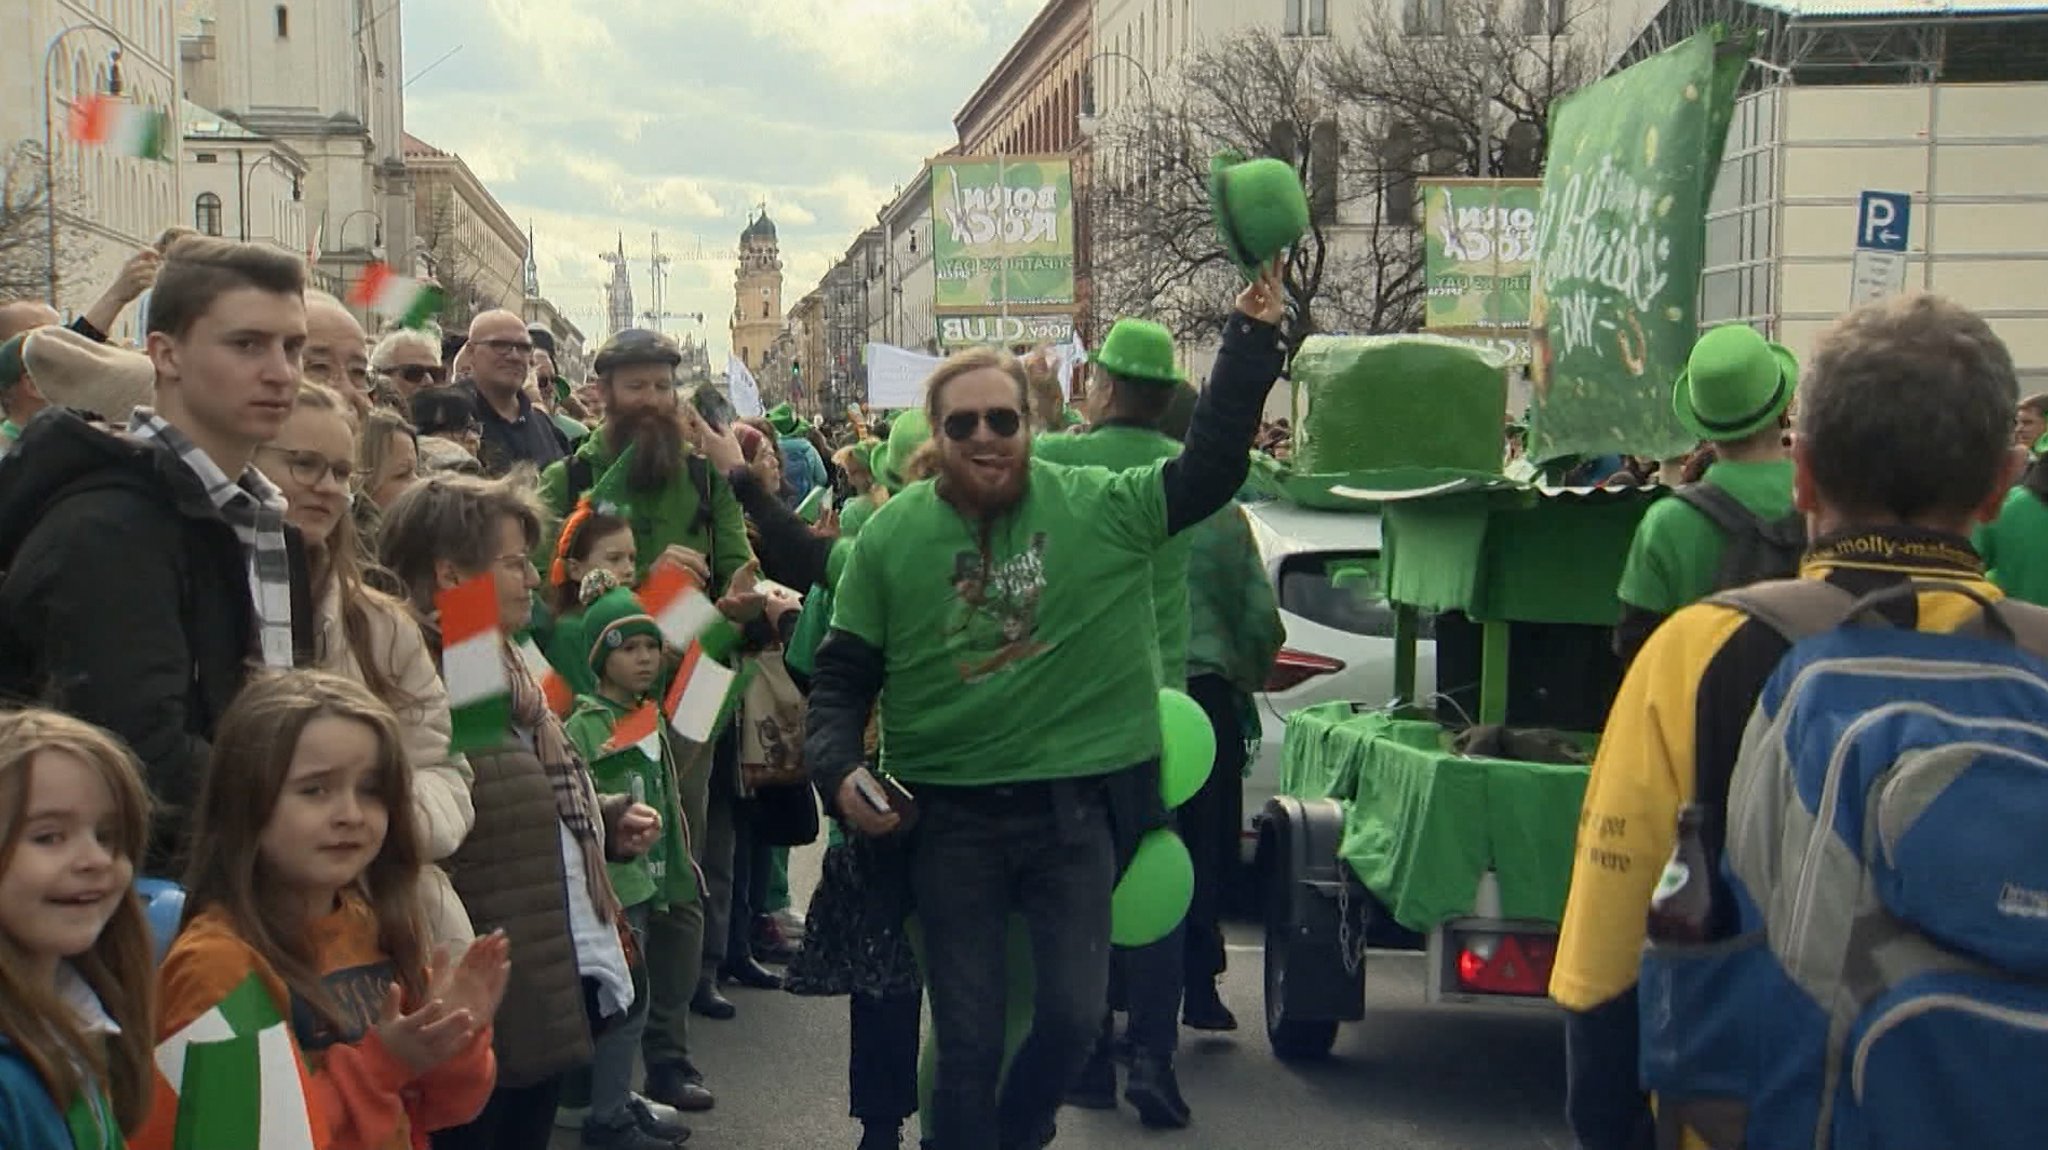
[1615,458,1796,614]
[830,456,1170,785]
[1034,425,1191,684]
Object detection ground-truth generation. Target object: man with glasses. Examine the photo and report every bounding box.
[372,327,449,400]
[301,290,374,422]
[807,267,1287,1150]
[0,236,317,870]
[466,308,569,475]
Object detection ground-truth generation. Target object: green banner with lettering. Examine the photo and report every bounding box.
[1527,27,1751,463]
[1424,180,1542,330]
[931,157,1076,311]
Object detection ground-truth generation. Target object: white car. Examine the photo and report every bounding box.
[1237,499,1438,861]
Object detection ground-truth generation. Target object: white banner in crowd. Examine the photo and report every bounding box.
[726,358,764,418]
[865,342,943,410]
[1055,330,1086,399]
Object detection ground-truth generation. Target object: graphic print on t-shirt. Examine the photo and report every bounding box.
[948,532,1052,682]
[290,956,400,1053]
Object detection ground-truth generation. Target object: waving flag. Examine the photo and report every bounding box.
[664,641,741,744]
[138,973,319,1150]
[515,637,574,717]
[639,564,720,650]
[606,702,665,759]
[438,573,509,754]
[349,262,443,329]
[68,96,169,160]
[727,359,764,418]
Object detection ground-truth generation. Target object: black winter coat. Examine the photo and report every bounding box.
[0,411,314,871]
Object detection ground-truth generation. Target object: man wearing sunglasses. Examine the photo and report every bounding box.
[806,264,1289,1150]
[372,327,449,400]
[465,308,569,476]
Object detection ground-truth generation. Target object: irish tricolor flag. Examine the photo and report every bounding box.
[439,573,510,754]
[606,702,665,759]
[640,564,721,649]
[68,95,168,160]
[140,973,320,1150]
[516,636,574,717]
[664,640,742,744]
[348,262,443,329]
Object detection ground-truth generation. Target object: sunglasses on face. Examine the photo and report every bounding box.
[381,363,448,386]
[941,407,1023,441]
[476,338,535,357]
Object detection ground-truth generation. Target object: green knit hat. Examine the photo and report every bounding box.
[581,587,661,679]
[767,402,809,437]
[880,410,931,492]
[1672,324,1798,443]
[1208,150,1310,274]
[1089,319,1185,385]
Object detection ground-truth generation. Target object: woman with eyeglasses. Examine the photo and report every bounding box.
[373,327,451,400]
[248,381,480,949]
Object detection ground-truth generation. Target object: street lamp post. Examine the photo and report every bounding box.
[41,22,123,306]
[336,209,383,255]
[240,152,298,242]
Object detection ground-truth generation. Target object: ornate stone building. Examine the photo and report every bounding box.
[730,210,784,375]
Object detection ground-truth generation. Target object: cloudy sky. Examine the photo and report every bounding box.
[401,0,1044,363]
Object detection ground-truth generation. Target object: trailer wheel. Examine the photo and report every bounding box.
[1258,802,1348,1062]
[1264,906,1340,1061]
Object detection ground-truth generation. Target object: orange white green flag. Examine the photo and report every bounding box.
[67,95,169,160]
[134,972,321,1150]
[515,636,574,717]
[438,573,509,754]
[348,262,443,330]
[639,564,721,650]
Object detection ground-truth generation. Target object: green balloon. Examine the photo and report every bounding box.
[1111,829,1194,947]
[1158,688,1216,810]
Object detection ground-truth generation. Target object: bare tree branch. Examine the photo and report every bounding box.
[0,142,95,303]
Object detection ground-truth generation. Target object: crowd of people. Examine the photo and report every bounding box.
[0,234,1289,1150]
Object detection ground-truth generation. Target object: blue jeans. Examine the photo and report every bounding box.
[589,902,652,1124]
[911,778,1116,1150]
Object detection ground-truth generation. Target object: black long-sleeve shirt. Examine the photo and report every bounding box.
[804,312,1284,813]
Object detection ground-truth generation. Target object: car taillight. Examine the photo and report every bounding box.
[1264,647,1345,693]
[1455,933,1556,997]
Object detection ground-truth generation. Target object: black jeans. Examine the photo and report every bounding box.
[431,1072,566,1150]
[850,990,922,1123]
[1183,673,1248,986]
[912,778,1116,1150]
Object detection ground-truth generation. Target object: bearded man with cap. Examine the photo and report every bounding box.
[1613,324,1802,667]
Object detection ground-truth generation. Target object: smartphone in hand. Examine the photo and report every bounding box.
[692,385,738,432]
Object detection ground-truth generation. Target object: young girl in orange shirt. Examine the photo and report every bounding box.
[134,670,509,1150]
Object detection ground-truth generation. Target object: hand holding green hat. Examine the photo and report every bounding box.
[1673,324,1799,443]
[1209,149,1310,275]
[1088,318,1186,386]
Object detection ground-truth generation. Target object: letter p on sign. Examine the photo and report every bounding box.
[1857,191,1911,254]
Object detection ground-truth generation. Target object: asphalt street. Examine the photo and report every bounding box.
[551,842,1572,1150]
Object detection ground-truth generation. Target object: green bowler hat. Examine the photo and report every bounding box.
[1089,318,1185,386]
[1673,324,1799,443]
[1208,150,1310,274]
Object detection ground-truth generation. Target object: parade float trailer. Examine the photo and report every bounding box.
[1250,333,1659,1061]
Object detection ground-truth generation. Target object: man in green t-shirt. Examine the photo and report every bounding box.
[807,268,1288,1150]
[1614,325,1801,666]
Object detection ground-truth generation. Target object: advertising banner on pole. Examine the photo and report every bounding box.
[1527,26,1751,464]
[930,156,1076,312]
[1423,179,1543,331]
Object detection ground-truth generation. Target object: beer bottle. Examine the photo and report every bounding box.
[1646,804,1715,944]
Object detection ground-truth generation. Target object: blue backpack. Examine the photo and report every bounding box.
[1639,579,2048,1150]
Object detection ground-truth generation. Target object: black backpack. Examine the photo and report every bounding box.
[1671,482,1807,592]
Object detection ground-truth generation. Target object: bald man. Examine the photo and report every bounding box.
[301,291,372,421]
[464,308,566,474]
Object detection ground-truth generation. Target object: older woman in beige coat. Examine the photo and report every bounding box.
[253,381,477,944]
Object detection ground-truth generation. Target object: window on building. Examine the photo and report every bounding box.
[275,5,288,38]
[1284,0,1303,35]
[1308,0,1329,34]
[195,192,222,236]
[1521,0,1565,35]
[1309,119,1340,222]
[762,302,770,319]
[195,152,218,164]
[1403,0,1449,35]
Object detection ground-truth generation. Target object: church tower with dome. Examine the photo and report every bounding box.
[730,209,784,376]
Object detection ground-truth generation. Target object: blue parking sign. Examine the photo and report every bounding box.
[1857,191,1911,253]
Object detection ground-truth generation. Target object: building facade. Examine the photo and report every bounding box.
[521,295,587,380]
[180,0,412,297]
[730,212,784,374]
[181,100,306,256]
[3,0,182,339]
[878,165,939,354]
[789,289,828,408]
[955,0,1091,157]
[404,132,527,327]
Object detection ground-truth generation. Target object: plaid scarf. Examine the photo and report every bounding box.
[129,409,295,669]
[503,640,622,923]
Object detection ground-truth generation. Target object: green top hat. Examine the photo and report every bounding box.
[1673,324,1798,443]
[767,402,809,437]
[880,410,931,492]
[1088,318,1185,386]
[581,586,660,679]
[1209,150,1310,275]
